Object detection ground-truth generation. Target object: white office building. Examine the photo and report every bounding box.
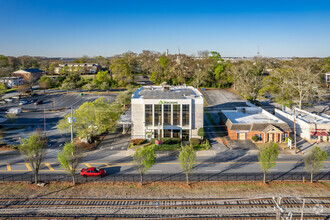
[131,85,204,141]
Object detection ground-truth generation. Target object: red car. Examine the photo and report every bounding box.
[80,167,106,177]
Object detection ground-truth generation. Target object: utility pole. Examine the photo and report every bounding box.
[158,115,161,143]
[293,107,297,154]
[43,106,46,136]
[70,107,73,143]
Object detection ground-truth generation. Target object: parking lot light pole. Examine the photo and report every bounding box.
[71,107,73,143]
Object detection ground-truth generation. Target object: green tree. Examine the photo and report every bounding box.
[197,128,205,140]
[0,83,6,98]
[133,145,156,186]
[110,58,133,86]
[39,75,53,93]
[94,71,111,86]
[178,145,196,186]
[18,132,47,184]
[58,142,82,185]
[61,81,76,92]
[116,90,132,108]
[304,146,327,183]
[259,143,279,183]
[57,98,122,143]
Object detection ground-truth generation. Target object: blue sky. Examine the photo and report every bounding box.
[0,0,329,57]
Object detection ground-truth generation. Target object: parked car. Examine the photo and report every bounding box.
[0,100,6,104]
[34,100,43,105]
[80,167,106,177]
[19,100,28,105]
[31,93,38,97]
[31,99,38,103]
[6,108,21,114]
[4,98,13,103]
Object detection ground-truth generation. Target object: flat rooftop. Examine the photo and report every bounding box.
[222,108,284,124]
[286,109,330,124]
[132,85,203,100]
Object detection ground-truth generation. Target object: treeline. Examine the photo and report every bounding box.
[1,52,330,107]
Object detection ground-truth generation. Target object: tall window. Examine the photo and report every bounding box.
[154,129,162,139]
[154,104,162,125]
[164,105,171,125]
[173,104,180,126]
[182,104,190,126]
[164,129,171,138]
[145,105,152,126]
[173,129,180,138]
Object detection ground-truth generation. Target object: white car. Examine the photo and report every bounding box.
[19,100,28,105]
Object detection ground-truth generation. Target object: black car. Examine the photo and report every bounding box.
[34,100,43,105]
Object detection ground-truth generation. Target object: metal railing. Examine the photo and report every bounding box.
[0,172,329,183]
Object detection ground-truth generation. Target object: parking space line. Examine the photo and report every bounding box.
[83,163,91,167]
[45,163,55,171]
[25,163,32,171]
[6,163,11,171]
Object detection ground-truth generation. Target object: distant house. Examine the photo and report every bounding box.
[0,77,24,88]
[219,107,291,143]
[275,108,330,143]
[13,68,44,82]
[326,72,330,88]
[54,63,100,74]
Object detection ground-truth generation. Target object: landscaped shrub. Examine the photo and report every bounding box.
[130,139,147,146]
[193,139,211,151]
[153,138,182,151]
[251,135,259,142]
[190,138,201,148]
[285,137,292,143]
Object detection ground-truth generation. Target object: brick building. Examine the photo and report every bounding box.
[219,107,291,143]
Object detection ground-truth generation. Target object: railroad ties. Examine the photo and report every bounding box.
[0,197,328,219]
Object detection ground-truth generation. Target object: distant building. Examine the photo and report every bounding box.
[220,107,291,143]
[54,63,100,74]
[131,85,204,140]
[325,72,330,88]
[13,68,44,82]
[0,77,24,88]
[275,108,330,142]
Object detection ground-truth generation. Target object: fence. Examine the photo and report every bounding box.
[0,172,329,183]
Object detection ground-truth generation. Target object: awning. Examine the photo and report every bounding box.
[311,131,328,136]
[311,132,321,136]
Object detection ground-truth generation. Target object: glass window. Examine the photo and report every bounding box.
[164,129,171,138]
[145,105,152,126]
[182,130,189,141]
[173,129,180,138]
[154,129,162,139]
[182,104,190,126]
[154,104,162,125]
[173,104,180,126]
[164,105,171,125]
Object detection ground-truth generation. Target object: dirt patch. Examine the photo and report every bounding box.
[0,181,328,199]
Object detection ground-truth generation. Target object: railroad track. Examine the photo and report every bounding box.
[0,197,329,209]
[0,197,328,219]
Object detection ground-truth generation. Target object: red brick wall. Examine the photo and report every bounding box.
[227,129,237,140]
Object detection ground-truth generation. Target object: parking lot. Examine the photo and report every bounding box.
[202,89,247,110]
[0,92,117,147]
